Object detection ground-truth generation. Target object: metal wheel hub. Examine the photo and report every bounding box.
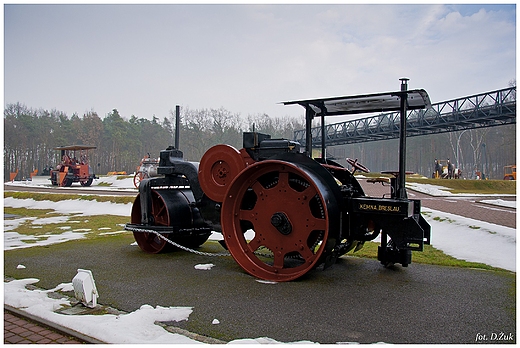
[221,160,338,282]
[271,212,292,235]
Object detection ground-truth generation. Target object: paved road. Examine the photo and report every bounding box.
[361,179,516,228]
[3,179,516,344]
[4,308,90,344]
[4,233,516,344]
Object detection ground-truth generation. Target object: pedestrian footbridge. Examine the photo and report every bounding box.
[293,87,516,146]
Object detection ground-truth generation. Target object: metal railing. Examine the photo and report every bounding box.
[294,87,516,146]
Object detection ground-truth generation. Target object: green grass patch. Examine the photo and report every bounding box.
[4,191,136,204]
[433,216,455,223]
[116,175,133,180]
[350,241,507,272]
[4,191,133,240]
[5,206,55,219]
[359,173,515,194]
[357,172,427,180]
[4,206,130,237]
[4,191,511,273]
[356,172,393,179]
[407,177,516,194]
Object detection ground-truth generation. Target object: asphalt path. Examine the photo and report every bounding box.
[360,179,516,228]
[4,235,515,344]
[3,179,516,344]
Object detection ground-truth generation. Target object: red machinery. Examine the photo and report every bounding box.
[133,154,159,188]
[50,145,97,187]
[125,80,431,281]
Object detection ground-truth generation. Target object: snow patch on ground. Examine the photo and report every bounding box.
[95,175,136,189]
[4,196,132,216]
[422,208,516,272]
[5,175,137,191]
[480,198,516,209]
[4,278,315,344]
[194,263,215,270]
[4,278,199,344]
[4,230,89,250]
[4,216,37,231]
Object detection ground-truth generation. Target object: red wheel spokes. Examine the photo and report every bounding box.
[131,191,171,253]
[152,200,168,226]
[222,160,331,281]
[239,181,325,260]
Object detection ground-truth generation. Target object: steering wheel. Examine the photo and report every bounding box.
[346,158,370,173]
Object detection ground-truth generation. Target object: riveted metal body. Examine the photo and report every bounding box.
[125,80,432,281]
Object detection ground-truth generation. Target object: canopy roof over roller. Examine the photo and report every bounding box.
[53,145,97,151]
[282,89,431,116]
[282,79,431,200]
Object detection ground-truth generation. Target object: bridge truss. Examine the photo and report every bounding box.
[293,87,516,146]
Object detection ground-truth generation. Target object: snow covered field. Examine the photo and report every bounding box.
[4,176,516,344]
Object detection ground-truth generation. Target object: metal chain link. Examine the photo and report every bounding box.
[124,224,231,257]
[125,224,278,259]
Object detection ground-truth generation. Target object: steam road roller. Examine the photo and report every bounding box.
[125,79,431,281]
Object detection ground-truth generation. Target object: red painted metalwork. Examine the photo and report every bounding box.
[346,158,370,173]
[198,144,248,202]
[130,191,173,253]
[221,160,332,281]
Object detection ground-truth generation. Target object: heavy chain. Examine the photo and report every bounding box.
[124,224,231,257]
[125,224,278,260]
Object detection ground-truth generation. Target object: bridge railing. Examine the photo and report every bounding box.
[294,86,516,146]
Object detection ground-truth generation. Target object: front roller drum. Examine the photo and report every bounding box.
[130,189,210,253]
[221,160,337,282]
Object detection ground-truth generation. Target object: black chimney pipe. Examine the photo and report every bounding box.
[175,105,180,150]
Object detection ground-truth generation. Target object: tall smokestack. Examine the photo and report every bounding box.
[175,105,180,149]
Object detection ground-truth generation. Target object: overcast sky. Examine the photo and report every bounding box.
[4,4,516,122]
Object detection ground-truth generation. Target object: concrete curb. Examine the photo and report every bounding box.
[157,322,227,344]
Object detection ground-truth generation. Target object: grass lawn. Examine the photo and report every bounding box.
[4,191,512,273]
[407,177,516,194]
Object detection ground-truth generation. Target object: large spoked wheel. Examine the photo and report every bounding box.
[131,189,211,253]
[63,176,73,187]
[133,172,148,189]
[221,160,334,282]
[131,191,174,253]
[80,176,94,187]
[50,172,58,186]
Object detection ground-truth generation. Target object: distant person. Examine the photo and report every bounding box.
[447,159,454,179]
[434,159,442,178]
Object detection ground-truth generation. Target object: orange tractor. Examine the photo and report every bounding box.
[503,165,516,180]
[50,145,97,187]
